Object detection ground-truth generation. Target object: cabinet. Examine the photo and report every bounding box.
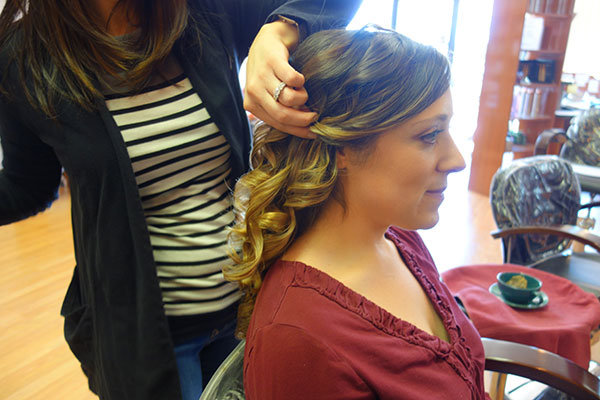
[508,0,576,158]
[468,0,578,195]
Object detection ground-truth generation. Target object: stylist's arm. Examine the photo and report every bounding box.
[244,20,317,138]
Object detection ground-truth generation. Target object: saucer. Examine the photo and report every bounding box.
[489,283,549,309]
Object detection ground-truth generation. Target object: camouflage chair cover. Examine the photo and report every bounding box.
[490,155,581,265]
[199,340,245,400]
[560,108,600,166]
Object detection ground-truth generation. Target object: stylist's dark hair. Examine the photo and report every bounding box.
[224,26,451,337]
[0,0,199,117]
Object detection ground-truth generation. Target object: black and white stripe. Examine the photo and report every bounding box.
[105,75,240,316]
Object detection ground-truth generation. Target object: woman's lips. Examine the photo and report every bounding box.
[425,187,446,201]
[426,187,446,194]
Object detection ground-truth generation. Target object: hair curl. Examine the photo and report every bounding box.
[225,27,451,337]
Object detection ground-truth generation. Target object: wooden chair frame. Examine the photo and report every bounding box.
[534,128,568,156]
[483,337,600,400]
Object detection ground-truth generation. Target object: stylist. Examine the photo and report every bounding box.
[0,1,361,399]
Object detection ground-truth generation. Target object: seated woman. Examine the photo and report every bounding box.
[225,27,488,399]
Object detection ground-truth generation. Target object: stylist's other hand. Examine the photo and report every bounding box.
[244,20,317,139]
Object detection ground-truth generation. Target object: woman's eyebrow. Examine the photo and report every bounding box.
[410,114,452,128]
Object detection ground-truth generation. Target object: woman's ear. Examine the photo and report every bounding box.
[336,147,348,170]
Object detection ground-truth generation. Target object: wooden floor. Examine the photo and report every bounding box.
[0,173,503,400]
[0,187,96,400]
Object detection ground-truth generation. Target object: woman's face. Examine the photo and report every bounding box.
[338,90,465,231]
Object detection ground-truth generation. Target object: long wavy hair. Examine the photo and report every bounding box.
[225,27,451,337]
[0,0,197,117]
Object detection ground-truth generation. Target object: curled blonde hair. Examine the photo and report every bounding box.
[225,27,451,337]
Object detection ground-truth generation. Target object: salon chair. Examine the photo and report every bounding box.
[199,339,245,400]
[535,108,600,165]
[535,108,600,195]
[198,338,600,400]
[490,155,600,297]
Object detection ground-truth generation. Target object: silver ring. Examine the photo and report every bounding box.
[273,81,286,102]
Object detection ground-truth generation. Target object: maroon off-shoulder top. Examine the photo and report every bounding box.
[244,227,489,399]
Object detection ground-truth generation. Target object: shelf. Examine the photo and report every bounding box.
[511,115,553,121]
[526,12,573,19]
[512,143,535,153]
[515,82,557,88]
[520,49,563,56]
[555,109,582,118]
[505,141,535,156]
[469,0,575,193]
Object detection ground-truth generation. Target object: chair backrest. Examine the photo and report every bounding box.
[199,340,246,400]
[560,108,600,166]
[490,155,581,264]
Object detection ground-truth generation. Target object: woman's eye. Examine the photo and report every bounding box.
[420,129,443,144]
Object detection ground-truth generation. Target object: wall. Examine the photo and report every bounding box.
[563,0,600,76]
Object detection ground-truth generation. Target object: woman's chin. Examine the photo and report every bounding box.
[419,219,439,230]
[395,213,440,231]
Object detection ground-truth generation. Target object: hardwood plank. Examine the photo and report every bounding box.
[0,189,96,400]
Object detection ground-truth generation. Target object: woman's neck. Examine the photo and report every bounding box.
[92,0,138,36]
[283,199,397,275]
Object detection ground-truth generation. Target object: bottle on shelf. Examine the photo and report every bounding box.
[528,0,574,15]
[512,86,553,119]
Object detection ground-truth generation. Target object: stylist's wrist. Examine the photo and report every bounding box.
[266,19,300,51]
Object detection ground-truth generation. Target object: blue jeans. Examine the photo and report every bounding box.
[174,320,238,400]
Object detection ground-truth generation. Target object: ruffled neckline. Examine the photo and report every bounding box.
[274,228,480,390]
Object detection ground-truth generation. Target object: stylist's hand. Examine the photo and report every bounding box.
[244,20,317,138]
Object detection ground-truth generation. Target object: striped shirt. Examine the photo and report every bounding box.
[105,74,241,317]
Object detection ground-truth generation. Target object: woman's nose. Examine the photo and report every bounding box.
[438,133,466,173]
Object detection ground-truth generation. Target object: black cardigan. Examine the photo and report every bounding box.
[0,1,360,398]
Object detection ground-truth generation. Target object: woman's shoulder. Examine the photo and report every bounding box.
[248,259,395,349]
[251,260,343,327]
[0,29,35,98]
[0,28,21,68]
